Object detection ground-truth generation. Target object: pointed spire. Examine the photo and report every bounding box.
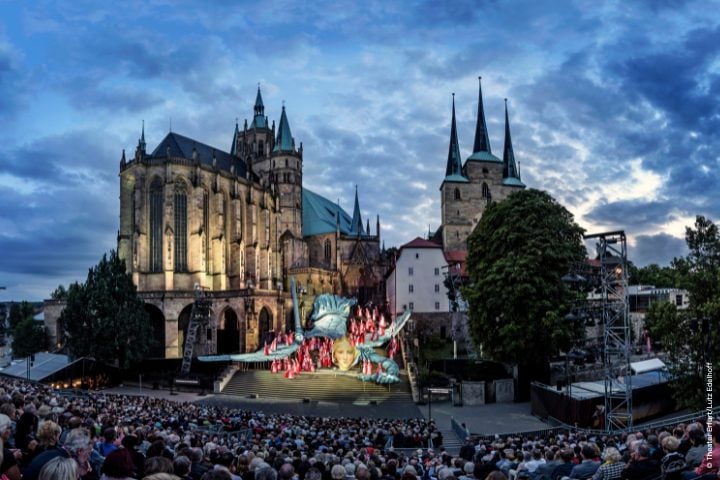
[351,185,364,235]
[502,99,522,185]
[472,77,491,155]
[376,214,380,237]
[444,94,466,182]
[366,218,370,235]
[254,84,264,116]
[252,84,267,129]
[273,105,295,154]
[231,118,240,156]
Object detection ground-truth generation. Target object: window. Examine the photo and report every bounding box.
[415,253,419,259]
[324,239,332,263]
[204,191,210,274]
[258,140,264,156]
[408,267,414,276]
[149,177,163,272]
[435,302,440,310]
[409,302,414,311]
[434,284,440,292]
[409,284,414,293]
[285,158,288,167]
[676,295,683,306]
[174,181,188,272]
[454,188,461,200]
[434,267,440,275]
[482,182,491,204]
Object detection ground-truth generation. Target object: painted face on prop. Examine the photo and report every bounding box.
[332,336,358,371]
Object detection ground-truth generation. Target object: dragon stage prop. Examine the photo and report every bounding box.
[198,278,412,384]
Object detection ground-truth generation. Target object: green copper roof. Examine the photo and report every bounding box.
[442,174,470,184]
[467,150,502,162]
[302,188,354,237]
[444,94,467,182]
[472,77,492,155]
[273,106,295,153]
[502,99,524,187]
[502,177,526,187]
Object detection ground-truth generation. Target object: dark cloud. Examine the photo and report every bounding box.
[629,233,688,267]
[585,200,677,230]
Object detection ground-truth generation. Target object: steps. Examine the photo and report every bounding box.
[222,369,414,405]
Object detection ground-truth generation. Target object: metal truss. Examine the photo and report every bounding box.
[585,230,632,432]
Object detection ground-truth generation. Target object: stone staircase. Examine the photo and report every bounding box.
[222,369,414,405]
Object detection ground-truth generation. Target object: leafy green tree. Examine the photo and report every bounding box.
[8,301,35,330]
[12,317,48,358]
[629,263,678,288]
[61,250,152,370]
[651,216,720,409]
[463,189,586,369]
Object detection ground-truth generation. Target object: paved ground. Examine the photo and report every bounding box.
[103,385,549,435]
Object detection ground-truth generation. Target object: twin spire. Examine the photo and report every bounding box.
[443,76,523,186]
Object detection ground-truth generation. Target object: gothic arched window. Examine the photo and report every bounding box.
[174,180,188,272]
[149,177,163,272]
[454,188,461,200]
[324,239,332,264]
[482,182,491,204]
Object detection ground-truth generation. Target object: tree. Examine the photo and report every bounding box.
[60,250,153,370]
[12,317,48,358]
[463,189,586,368]
[8,301,35,331]
[651,216,720,409]
[629,263,678,288]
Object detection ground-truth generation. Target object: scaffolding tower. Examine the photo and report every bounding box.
[585,230,632,432]
[179,285,213,376]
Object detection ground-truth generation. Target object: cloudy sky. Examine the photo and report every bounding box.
[1,0,718,301]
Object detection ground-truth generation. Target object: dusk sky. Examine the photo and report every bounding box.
[1,1,719,301]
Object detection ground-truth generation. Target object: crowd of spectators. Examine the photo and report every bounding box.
[0,377,717,480]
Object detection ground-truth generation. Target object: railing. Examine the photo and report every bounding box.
[451,416,470,442]
[476,406,720,441]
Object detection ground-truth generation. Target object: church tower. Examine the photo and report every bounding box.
[440,93,470,251]
[233,86,275,183]
[272,105,303,239]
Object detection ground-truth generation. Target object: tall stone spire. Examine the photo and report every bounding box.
[351,185,364,235]
[472,77,491,155]
[444,94,466,181]
[273,106,295,153]
[253,85,267,129]
[230,118,240,156]
[502,99,524,187]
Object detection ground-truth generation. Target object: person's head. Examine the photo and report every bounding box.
[39,456,78,480]
[332,337,358,371]
[256,465,278,480]
[484,472,507,480]
[145,456,175,476]
[0,414,12,441]
[173,456,192,477]
[331,464,347,480]
[37,420,62,447]
[102,448,136,478]
[64,428,92,462]
[661,436,680,453]
[602,447,621,463]
[278,463,295,480]
[559,449,574,464]
[634,443,650,460]
[581,445,596,461]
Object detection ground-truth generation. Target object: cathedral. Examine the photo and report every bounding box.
[113,88,389,358]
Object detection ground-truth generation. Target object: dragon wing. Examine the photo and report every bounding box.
[363,310,412,347]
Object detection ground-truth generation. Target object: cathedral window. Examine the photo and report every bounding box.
[259,140,264,155]
[454,188,461,200]
[203,190,210,274]
[324,240,331,264]
[174,180,188,272]
[149,177,163,272]
[285,159,288,167]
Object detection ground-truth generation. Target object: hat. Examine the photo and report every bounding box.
[102,449,136,478]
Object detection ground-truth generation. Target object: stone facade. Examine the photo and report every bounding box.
[45,88,390,360]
